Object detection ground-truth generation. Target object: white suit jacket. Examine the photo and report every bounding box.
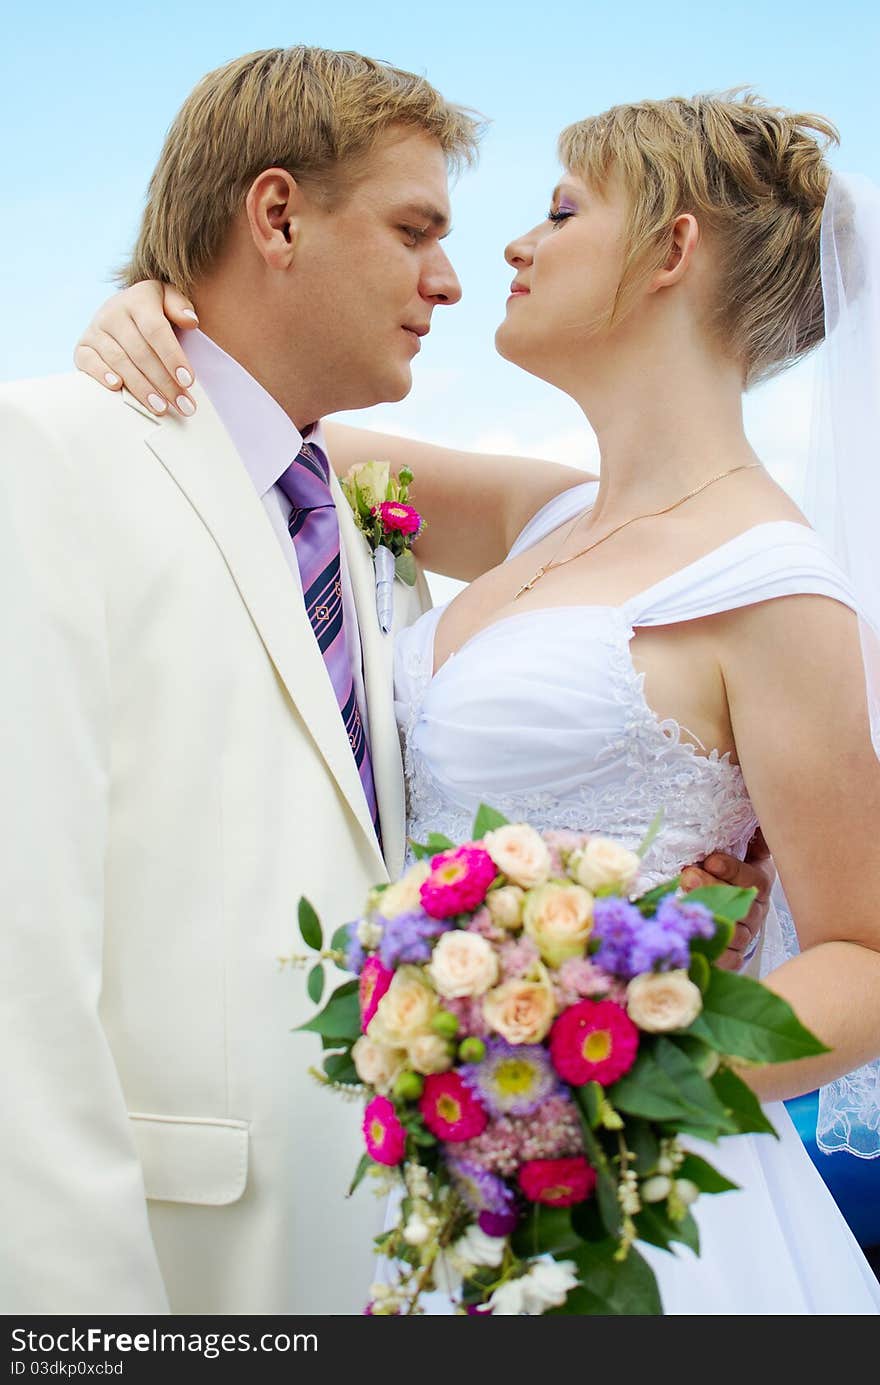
[0,374,431,1314]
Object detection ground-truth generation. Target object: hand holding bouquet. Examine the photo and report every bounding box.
[291,807,826,1315]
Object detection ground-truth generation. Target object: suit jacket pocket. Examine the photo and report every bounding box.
[129,1113,249,1206]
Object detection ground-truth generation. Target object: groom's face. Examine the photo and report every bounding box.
[289,128,461,412]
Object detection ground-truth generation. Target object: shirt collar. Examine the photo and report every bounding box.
[180,328,326,497]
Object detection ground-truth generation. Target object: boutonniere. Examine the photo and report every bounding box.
[340,462,426,634]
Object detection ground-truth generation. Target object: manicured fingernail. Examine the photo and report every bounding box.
[104,371,120,386]
[176,368,193,387]
[176,395,196,416]
[182,310,199,322]
[147,393,167,414]
[681,870,700,889]
[704,856,723,873]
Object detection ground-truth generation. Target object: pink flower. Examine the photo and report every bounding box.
[363,1095,406,1166]
[499,936,540,981]
[549,999,640,1087]
[519,1156,596,1207]
[359,956,394,1032]
[420,845,498,919]
[552,956,615,1009]
[442,995,491,1038]
[467,906,507,944]
[375,501,422,536]
[419,1072,489,1142]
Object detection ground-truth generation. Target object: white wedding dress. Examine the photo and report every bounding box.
[393,481,880,1315]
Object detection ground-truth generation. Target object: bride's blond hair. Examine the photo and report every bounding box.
[560,91,838,385]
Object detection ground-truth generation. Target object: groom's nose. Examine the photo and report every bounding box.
[420,243,462,306]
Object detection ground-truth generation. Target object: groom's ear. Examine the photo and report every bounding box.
[245,169,303,270]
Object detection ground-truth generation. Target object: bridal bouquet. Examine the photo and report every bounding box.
[292,807,826,1315]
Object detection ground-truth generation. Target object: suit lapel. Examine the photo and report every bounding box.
[334,472,407,880]
[128,387,385,875]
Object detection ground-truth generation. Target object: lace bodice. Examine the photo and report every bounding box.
[394,483,856,884]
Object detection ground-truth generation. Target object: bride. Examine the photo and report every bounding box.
[76,91,880,1313]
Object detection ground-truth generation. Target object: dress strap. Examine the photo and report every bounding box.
[506,481,599,561]
[623,522,859,627]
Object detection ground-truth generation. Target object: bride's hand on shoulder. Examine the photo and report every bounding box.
[73,281,198,417]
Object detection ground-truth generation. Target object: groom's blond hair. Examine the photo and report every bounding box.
[560,91,838,386]
[122,47,482,291]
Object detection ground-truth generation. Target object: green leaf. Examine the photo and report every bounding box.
[297,897,323,952]
[688,918,734,963]
[635,876,681,915]
[685,885,756,924]
[688,952,711,993]
[512,1206,581,1259]
[711,1065,778,1136]
[471,803,510,839]
[635,809,665,859]
[408,838,432,861]
[573,1088,620,1235]
[608,1039,738,1135]
[688,968,830,1063]
[425,832,456,855]
[394,549,417,586]
[323,1049,359,1085]
[348,1152,372,1197]
[633,1203,700,1256]
[676,1152,740,1195]
[330,923,352,970]
[307,963,325,1005]
[580,1081,603,1129]
[626,1118,661,1176]
[549,1242,663,1316]
[296,985,361,1041]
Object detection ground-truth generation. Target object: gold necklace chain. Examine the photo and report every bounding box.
[513,461,762,601]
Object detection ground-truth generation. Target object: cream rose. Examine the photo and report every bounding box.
[351,1036,407,1093]
[408,1033,454,1075]
[523,882,594,967]
[626,970,703,1032]
[378,860,431,920]
[347,460,391,508]
[428,929,499,999]
[484,824,552,889]
[368,965,438,1046]
[486,885,526,931]
[570,838,641,893]
[483,975,556,1044]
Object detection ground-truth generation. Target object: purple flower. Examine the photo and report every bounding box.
[446,1156,516,1217]
[377,909,450,969]
[344,921,365,975]
[590,897,644,977]
[657,895,715,941]
[628,919,690,975]
[478,1208,519,1238]
[460,1038,561,1117]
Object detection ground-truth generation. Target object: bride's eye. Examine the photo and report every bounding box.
[547,209,575,227]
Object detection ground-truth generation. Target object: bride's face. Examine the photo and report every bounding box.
[495,171,630,388]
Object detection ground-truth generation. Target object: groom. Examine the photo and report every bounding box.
[1,47,768,1315]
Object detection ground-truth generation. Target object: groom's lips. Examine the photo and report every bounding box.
[402,324,430,352]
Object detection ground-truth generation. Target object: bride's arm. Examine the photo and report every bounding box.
[73,282,591,580]
[720,594,880,1100]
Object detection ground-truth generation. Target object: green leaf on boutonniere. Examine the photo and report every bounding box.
[307,963,325,1005]
[348,1152,372,1197]
[676,1152,740,1195]
[296,984,361,1041]
[471,803,510,839]
[394,549,417,586]
[607,1039,737,1136]
[711,1065,777,1136]
[688,968,830,1063]
[297,897,323,952]
[547,1241,662,1316]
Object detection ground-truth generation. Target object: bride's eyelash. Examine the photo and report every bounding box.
[547,209,575,225]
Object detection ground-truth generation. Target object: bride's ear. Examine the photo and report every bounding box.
[245,169,302,270]
[648,213,701,292]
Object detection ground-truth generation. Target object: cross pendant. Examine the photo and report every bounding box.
[514,566,544,600]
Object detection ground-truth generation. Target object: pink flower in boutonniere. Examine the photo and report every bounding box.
[374,501,423,537]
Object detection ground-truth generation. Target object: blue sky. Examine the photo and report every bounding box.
[3,0,877,585]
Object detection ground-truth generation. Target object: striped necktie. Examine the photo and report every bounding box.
[277,439,380,842]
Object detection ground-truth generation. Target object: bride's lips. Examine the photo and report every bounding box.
[507,281,530,302]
